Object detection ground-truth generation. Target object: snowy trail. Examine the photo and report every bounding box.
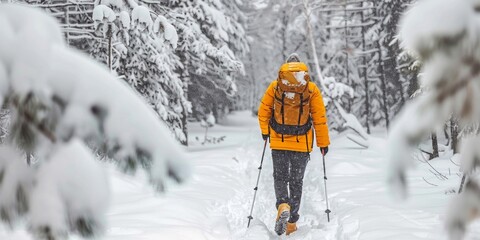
[207,112,477,240]
[2,110,480,240]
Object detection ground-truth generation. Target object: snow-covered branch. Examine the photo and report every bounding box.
[389,0,480,238]
[0,4,190,239]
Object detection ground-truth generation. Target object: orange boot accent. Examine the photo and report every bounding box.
[286,222,297,235]
[276,203,291,220]
[274,203,291,235]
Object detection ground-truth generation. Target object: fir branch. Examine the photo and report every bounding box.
[435,58,480,105]
[11,97,56,143]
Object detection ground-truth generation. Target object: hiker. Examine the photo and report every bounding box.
[257,53,330,236]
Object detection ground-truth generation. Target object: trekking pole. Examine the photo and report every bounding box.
[322,150,331,222]
[247,139,268,228]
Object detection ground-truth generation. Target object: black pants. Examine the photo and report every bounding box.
[272,149,309,223]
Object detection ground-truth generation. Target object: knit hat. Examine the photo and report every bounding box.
[286,53,301,63]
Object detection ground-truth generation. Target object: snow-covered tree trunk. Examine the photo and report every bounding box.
[377,41,390,129]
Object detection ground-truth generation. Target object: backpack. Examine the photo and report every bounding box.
[269,62,313,139]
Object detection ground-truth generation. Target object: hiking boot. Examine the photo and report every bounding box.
[274,203,290,235]
[286,222,297,235]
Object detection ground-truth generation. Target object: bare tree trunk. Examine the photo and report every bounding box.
[451,117,459,154]
[387,42,405,110]
[407,70,419,98]
[281,8,289,61]
[247,49,256,110]
[181,103,188,146]
[326,10,332,39]
[444,122,450,146]
[180,58,190,146]
[344,1,352,113]
[430,132,439,160]
[458,174,467,194]
[107,24,113,71]
[303,0,326,88]
[65,5,70,45]
[360,6,370,134]
[376,41,389,129]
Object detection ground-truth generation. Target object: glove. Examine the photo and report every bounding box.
[262,134,269,141]
[320,147,329,156]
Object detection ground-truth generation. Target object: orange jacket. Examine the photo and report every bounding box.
[258,68,330,153]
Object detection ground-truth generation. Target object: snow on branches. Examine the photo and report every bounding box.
[154,15,178,49]
[90,1,187,143]
[389,0,480,238]
[92,3,178,49]
[0,146,33,224]
[93,5,115,23]
[29,140,109,239]
[323,76,355,104]
[131,5,153,32]
[0,4,190,239]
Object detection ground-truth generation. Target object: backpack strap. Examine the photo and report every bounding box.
[281,91,285,142]
[297,93,304,127]
[281,92,285,125]
[296,93,304,143]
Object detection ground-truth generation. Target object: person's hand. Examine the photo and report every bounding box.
[320,147,329,156]
[262,134,269,141]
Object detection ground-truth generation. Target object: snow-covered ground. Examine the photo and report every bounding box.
[2,110,480,239]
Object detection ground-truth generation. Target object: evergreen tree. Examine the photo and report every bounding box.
[377,0,413,114]
[152,0,248,121]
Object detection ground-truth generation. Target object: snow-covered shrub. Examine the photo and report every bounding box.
[0,4,190,239]
[389,0,480,238]
[323,77,355,106]
[197,112,225,145]
[318,76,369,147]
